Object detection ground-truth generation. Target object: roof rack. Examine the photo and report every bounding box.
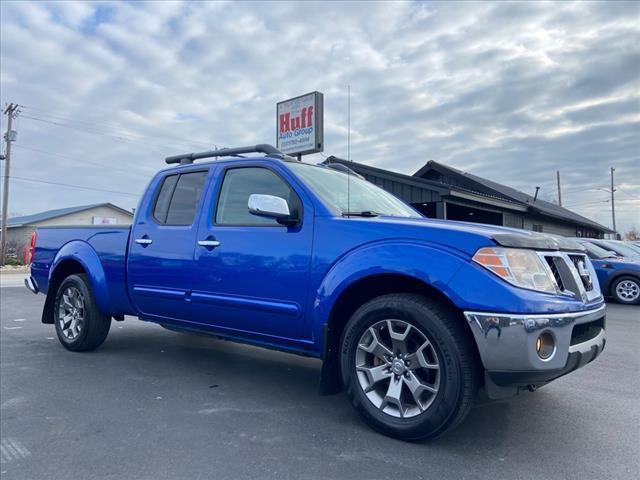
[322,156,365,179]
[165,144,285,165]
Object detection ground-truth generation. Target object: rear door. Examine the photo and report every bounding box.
[127,167,210,322]
[191,163,314,340]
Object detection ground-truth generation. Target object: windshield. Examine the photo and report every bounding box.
[288,162,421,218]
[625,243,640,254]
[597,240,640,257]
[582,242,618,259]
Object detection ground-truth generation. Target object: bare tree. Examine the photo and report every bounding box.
[624,227,640,241]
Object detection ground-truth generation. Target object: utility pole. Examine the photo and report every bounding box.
[1,103,19,266]
[556,170,562,207]
[610,167,616,238]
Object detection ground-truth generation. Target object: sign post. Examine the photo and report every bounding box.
[276,91,323,158]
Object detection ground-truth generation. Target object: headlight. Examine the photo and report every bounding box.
[472,247,557,294]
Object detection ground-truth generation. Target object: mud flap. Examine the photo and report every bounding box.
[319,324,343,395]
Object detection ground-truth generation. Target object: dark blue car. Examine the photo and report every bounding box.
[577,240,640,305]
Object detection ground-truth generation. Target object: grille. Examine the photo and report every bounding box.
[571,317,604,346]
[540,252,600,302]
[545,257,565,291]
[569,254,594,292]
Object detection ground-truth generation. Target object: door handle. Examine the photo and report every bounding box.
[135,238,153,246]
[198,239,221,248]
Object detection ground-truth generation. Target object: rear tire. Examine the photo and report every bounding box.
[54,274,111,351]
[611,276,640,305]
[340,294,479,441]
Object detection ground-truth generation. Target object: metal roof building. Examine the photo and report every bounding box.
[2,203,133,263]
[325,157,613,238]
[5,203,132,228]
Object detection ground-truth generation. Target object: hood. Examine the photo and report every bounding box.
[592,256,640,268]
[362,216,586,252]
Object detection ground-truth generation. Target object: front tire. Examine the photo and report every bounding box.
[340,294,479,441]
[611,276,640,305]
[54,274,111,351]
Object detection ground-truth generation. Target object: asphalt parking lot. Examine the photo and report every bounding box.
[1,281,638,480]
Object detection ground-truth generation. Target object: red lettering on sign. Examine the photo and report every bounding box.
[307,106,313,128]
[279,106,314,133]
[279,113,290,133]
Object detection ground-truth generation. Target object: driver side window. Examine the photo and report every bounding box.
[215,167,300,226]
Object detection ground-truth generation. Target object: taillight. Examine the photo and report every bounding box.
[28,231,37,265]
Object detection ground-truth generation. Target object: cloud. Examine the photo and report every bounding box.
[1,0,638,232]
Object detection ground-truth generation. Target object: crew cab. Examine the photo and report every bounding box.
[26,144,606,440]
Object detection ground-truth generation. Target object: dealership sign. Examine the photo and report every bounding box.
[276,91,324,156]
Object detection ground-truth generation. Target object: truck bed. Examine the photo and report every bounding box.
[31,225,133,315]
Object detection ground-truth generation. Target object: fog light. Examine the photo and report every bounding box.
[536,332,555,360]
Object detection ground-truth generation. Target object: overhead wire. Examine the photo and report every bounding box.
[20,105,220,150]
[8,176,140,197]
[616,187,640,201]
[20,114,181,151]
[12,144,152,177]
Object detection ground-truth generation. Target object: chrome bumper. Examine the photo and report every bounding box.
[464,304,606,374]
[25,276,38,294]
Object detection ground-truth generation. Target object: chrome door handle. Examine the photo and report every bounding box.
[198,240,221,248]
[135,238,153,245]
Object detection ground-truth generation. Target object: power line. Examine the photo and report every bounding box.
[616,187,640,201]
[19,107,150,133]
[21,113,225,154]
[20,105,219,149]
[561,187,602,194]
[9,176,140,197]
[20,114,179,151]
[12,144,152,177]
[563,199,610,208]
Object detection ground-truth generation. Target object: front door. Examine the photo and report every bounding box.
[191,164,313,340]
[128,168,209,322]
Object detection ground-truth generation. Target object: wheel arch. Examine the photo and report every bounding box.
[318,272,479,395]
[41,242,111,324]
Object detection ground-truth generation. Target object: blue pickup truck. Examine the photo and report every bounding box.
[26,145,606,440]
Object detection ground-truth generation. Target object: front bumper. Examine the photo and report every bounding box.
[465,304,606,393]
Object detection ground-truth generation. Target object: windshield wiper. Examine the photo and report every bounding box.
[342,211,381,217]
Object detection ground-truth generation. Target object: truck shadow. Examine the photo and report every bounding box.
[98,321,574,449]
[101,322,330,400]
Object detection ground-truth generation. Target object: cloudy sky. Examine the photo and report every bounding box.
[1,0,638,233]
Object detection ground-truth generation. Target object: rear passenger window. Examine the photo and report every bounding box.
[153,175,178,223]
[152,171,207,225]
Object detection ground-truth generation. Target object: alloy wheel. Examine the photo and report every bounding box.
[355,319,440,418]
[58,286,85,340]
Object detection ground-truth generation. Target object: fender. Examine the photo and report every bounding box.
[313,240,468,351]
[313,240,468,394]
[47,240,112,317]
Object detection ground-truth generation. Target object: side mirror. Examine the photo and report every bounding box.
[248,194,298,225]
